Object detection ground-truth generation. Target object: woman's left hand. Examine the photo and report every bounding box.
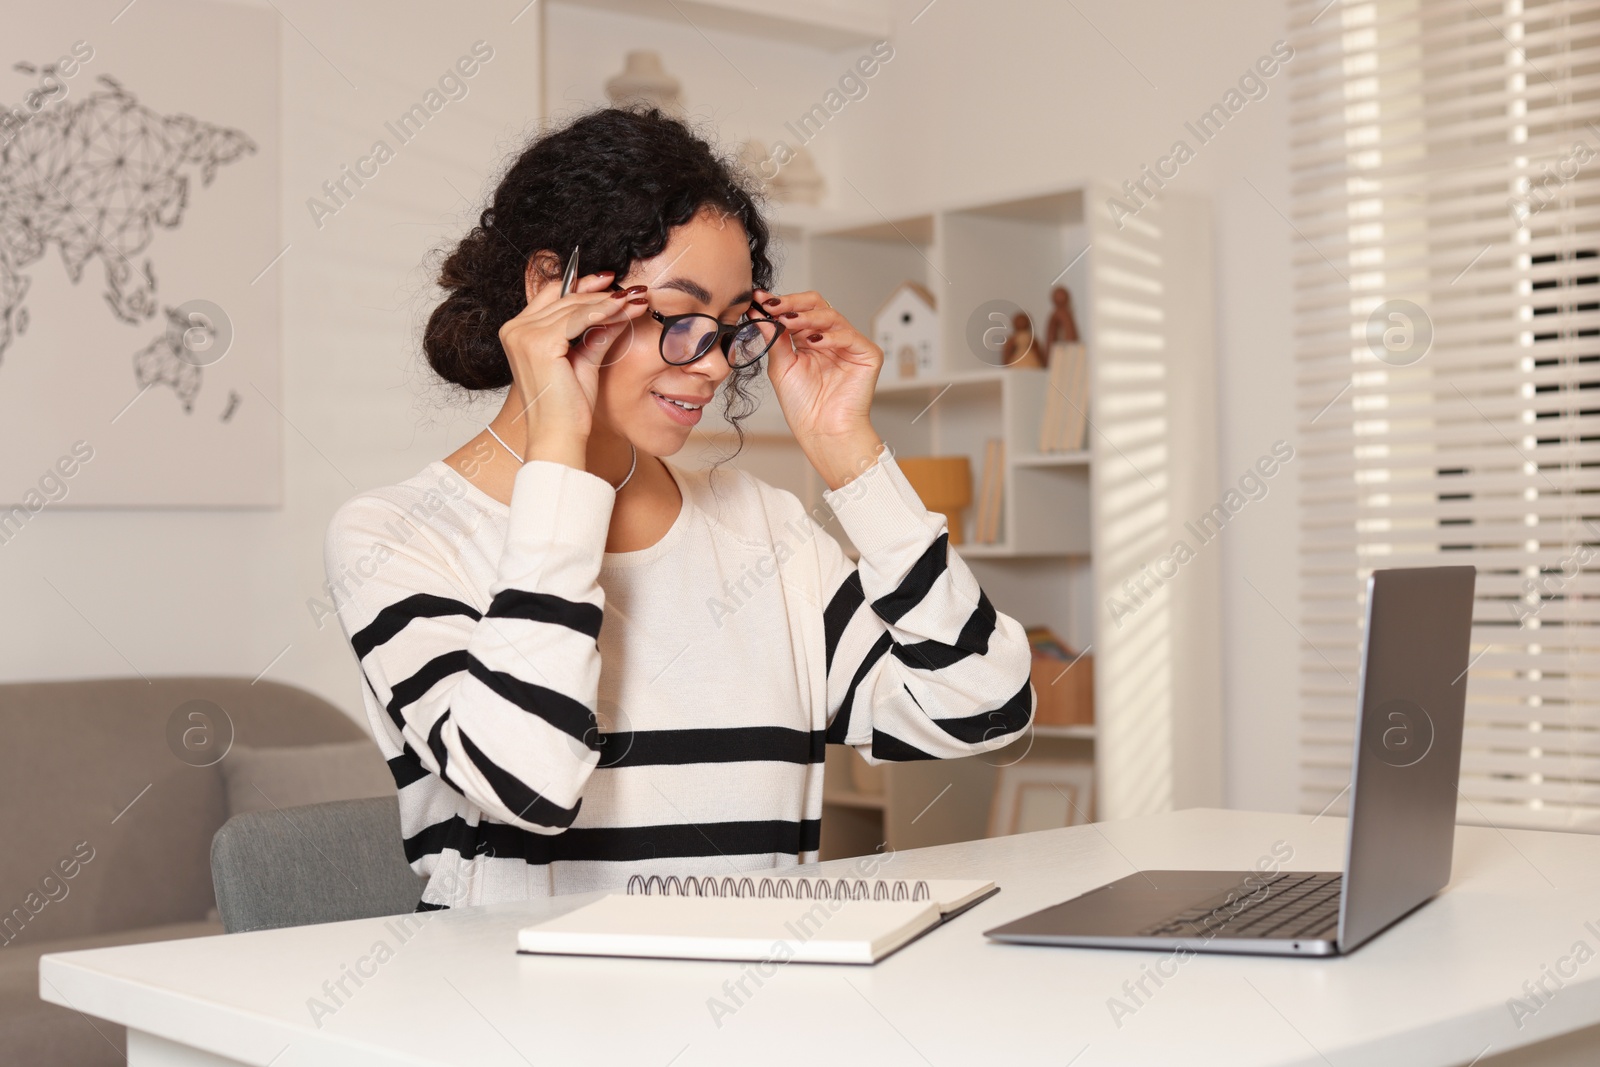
[758,288,886,489]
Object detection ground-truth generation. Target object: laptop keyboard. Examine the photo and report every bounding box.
[1138,872,1343,942]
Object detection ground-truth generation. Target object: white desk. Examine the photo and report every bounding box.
[40,808,1600,1066]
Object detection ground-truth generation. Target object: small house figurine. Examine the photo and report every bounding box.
[873,281,938,380]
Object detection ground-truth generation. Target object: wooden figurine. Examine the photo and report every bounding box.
[1002,311,1044,368]
[1046,285,1079,347]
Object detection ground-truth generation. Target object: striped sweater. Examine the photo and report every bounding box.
[324,448,1034,908]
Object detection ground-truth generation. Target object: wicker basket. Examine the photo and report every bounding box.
[1031,650,1094,726]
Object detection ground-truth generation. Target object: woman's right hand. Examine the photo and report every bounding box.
[496,266,650,467]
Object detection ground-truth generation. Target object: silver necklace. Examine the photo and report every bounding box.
[483,425,637,491]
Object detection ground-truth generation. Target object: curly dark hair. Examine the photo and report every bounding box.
[423,106,775,440]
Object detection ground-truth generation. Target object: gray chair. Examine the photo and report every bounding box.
[211,796,424,933]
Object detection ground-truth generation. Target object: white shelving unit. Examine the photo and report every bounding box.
[695,181,1221,858]
[865,368,1090,557]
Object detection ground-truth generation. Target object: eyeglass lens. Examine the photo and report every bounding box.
[662,316,782,368]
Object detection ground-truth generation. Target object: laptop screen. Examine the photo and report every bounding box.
[1337,565,1477,951]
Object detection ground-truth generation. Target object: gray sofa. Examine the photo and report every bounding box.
[0,676,385,1066]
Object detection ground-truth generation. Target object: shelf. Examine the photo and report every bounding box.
[1013,450,1090,467]
[776,179,1101,242]
[954,189,1086,226]
[822,790,887,811]
[858,541,1088,561]
[873,369,1009,397]
[770,203,881,235]
[1033,724,1096,740]
[955,541,1016,559]
[775,206,935,242]
[955,543,1088,561]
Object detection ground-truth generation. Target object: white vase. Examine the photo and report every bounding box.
[605,50,684,116]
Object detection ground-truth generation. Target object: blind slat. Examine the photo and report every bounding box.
[1292,0,1600,833]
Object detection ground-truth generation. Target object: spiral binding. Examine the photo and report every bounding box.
[625,875,931,903]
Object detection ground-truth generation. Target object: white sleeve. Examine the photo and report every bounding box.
[815,450,1035,763]
[325,461,614,832]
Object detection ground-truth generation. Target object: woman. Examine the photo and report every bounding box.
[325,107,1034,909]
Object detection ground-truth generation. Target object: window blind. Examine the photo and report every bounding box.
[1290,0,1600,830]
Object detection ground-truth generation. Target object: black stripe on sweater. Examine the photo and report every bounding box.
[861,677,1029,761]
[410,813,491,880]
[384,650,472,731]
[458,727,583,828]
[403,815,822,866]
[387,744,435,790]
[870,729,939,761]
[595,726,827,769]
[465,656,600,750]
[925,676,1034,744]
[870,533,949,625]
[486,589,602,641]
[825,631,894,745]
[384,652,599,750]
[352,593,481,658]
[416,703,585,831]
[822,572,865,673]
[425,711,455,786]
[892,590,998,671]
[389,737,469,805]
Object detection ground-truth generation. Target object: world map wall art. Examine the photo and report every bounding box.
[1,1,280,506]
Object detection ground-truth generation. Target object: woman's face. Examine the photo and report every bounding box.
[593,208,757,458]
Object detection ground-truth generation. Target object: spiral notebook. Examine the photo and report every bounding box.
[516,876,999,965]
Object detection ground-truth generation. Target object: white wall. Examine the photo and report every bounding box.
[1,0,541,713]
[1,0,1303,815]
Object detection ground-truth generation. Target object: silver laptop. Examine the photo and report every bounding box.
[985,565,1476,957]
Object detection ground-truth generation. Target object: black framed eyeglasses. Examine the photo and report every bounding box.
[610,284,785,369]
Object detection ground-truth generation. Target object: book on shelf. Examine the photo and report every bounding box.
[974,438,1004,544]
[1040,346,1065,453]
[1040,341,1088,453]
[515,875,1000,965]
[1064,341,1088,451]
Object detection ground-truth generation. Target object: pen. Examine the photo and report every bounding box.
[559,244,579,298]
